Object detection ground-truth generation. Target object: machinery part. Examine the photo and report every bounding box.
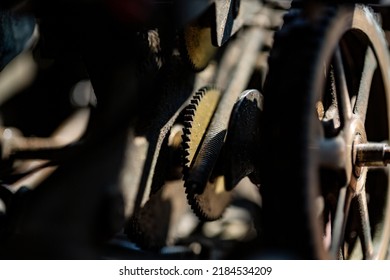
[185,176,230,222]
[262,4,390,259]
[120,55,195,219]
[182,86,221,175]
[355,143,390,166]
[214,0,241,46]
[181,86,225,221]
[129,4,270,228]
[180,0,264,71]
[121,53,200,251]
[180,10,218,72]
[224,89,263,191]
[184,26,264,221]
[127,180,190,250]
[128,2,270,230]
[213,0,263,46]
[126,125,191,250]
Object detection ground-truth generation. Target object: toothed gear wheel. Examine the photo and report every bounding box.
[181,86,231,221]
[182,87,221,174]
[180,17,217,72]
[185,176,231,221]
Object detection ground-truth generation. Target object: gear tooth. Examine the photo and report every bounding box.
[183,112,194,119]
[187,104,196,111]
[182,143,190,151]
[182,158,190,165]
[185,108,196,116]
[180,86,227,222]
[183,120,192,128]
[198,89,205,95]
[182,154,190,163]
[182,135,190,143]
[185,189,213,222]
[183,152,190,159]
[187,109,196,115]
[182,137,190,144]
[194,95,202,101]
[184,179,227,221]
[181,134,190,142]
[181,133,190,141]
[182,166,190,178]
[191,99,199,105]
[195,89,205,97]
[183,115,194,123]
[199,87,208,94]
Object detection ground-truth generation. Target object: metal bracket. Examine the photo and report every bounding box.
[213,0,262,46]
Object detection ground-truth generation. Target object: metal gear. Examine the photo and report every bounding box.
[185,175,231,221]
[180,14,217,72]
[181,86,233,221]
[181,86,221,174]
[181,18,266,221]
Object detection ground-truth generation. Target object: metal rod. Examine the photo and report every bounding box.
[355,143,390,167]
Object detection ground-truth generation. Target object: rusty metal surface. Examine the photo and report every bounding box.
[225,89,263,190]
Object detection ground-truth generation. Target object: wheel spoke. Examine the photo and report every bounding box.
[353,47,377,124]
[333,47,352,127]
[357,189,374,259]
[330,186,353,258]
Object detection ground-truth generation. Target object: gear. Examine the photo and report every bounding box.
[179,13,217,72]
[181,86,233,221]
[185,175,231,221]
[181,87,221,174]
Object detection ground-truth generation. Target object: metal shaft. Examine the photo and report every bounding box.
[355,143,390,167]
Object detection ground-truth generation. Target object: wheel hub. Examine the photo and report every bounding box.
[345,117,367,194]
[347,117,390,194]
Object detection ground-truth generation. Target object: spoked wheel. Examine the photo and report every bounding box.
[262,4,390,259]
